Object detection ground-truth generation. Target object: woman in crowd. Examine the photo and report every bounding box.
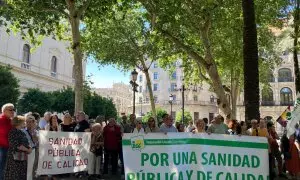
[186,121,195,132]
[228,119,238,135]
[176,123,185,132]
[61,113,75,132]
[285,134,300,178]
[132,119,144,133]
[88,123,104,180]
[236,121,248,135]
[4,116,32,180]
[45,114,61,131]
[192,119,206,133]
[145,117,160,133]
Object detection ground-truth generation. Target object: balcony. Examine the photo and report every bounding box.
[278,77,294,82]
[280,101,294,106]
[261,101,275,106]
[21,62,30,70]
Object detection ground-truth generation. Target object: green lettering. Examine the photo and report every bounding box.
[150,153,159,166]
[258,175,264,180]
[170,173,176,180]
[161,153,169,166]
[251,156,260,168]
[209,153,216,165]
[186,170,193,180]
[147,173,155,180]
[225,173,232,180]
[218,153,226,166]
[233,154,241,167]
[217,172,223,180]
[197,171,206,180]
[182,152,188,164]
[173,152,180,165]
[201,152,208,165]
[228,154,232,166]
[190,152,197,164]
[242,156,250,168]
[141,153,149,166]
[178,172,184,180]
[207,171,212,180]
[247,174,256,180]
[127,173,135,180]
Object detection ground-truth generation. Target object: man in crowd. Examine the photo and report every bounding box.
[207,115,228,134]
[103,118,121,175]
[160,114,178,133]
[23,115,38,180]
[39,112,51,130]
[75,111,90,132]
[0,103,14,180]
[129,114,136,132]
[120,115,131,133]
[247,119,259,136]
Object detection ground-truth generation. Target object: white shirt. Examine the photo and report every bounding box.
[39,119,48,129]
[132,128,144,133]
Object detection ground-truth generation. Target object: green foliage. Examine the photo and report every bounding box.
[142,108,167,123]
[50,87,75,116]
[175,111,193,125]
[0,65,20,108]
[17,88,52,115]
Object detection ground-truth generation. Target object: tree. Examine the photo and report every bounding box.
[142,108,167,124]
[0,0,116,114]
[50,87,75,116]
[0,65,20,108]
[175,111,192,125]
[84,8,163,124]
[242,0,260,122]
[293,0,300,93]
[17,88,52,115]
[137,0,286,120]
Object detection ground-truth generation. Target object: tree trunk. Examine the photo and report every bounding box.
[67,1,84,114]
[294,0,300,93]
[231,69,240,120]
[141,61,157,125]
[242,0,260,123]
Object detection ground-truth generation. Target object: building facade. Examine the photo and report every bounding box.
[0,26,81,94]
[133,61,218,121]
[93,82,132,115]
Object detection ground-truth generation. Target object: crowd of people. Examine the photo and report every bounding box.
[0,102,300,180]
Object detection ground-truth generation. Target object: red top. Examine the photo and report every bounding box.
[103,125,121,150]
[0,114,12,148]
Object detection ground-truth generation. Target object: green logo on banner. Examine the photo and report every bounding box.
[287,112,292,121]
[130,135,145,151]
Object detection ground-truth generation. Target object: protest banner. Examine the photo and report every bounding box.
[287,93,300,137]
[37,131,91,175]
[122,133,269,180]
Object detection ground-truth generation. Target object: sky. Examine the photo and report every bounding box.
[85,59,130,88]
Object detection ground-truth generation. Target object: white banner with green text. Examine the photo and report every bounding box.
[122,133,269,180]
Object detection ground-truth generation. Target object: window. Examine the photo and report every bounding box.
[172,95,177,101]
[145,96,149,103]
[139,75,143,82]
[194,112,199,121]
[171,83,177,92]
[153,83,158,91]
[268,71,275,82]
[171,111,176,119]
[50,56,57,77]
[153,72,159,80]
[153,62,158,68]
[193,95,198,102]
[210,95,215,103]
[171,72,177,80]
[139,97,142,103]
[154,96,158,103]
[261,88,274,106]
[280,87,293,106]
[278,68,293,82]
[139,86,142,93]
[22,44,30,63]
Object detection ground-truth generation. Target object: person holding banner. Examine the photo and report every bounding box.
[103,118,121,175]
[132,119,145,133]
[159,114,178,133]
[0,103,14,180]
[192,119,206,133]
[45,114,61,132]
[207,115,228,134]
[23,115,38,180]
[145,117,160,133]
[4,116,32,180]
[88,123,104,180]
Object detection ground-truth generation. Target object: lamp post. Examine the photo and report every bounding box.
[169,94,174,117]
[130,69,138,115]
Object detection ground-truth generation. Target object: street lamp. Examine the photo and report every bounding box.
[130,69,138,115]
[169,94,174,117]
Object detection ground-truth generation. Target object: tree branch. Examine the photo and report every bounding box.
[77,0,92,18]
[158,28,209,69]
[195,61,211,85]
[36,7,69,18]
